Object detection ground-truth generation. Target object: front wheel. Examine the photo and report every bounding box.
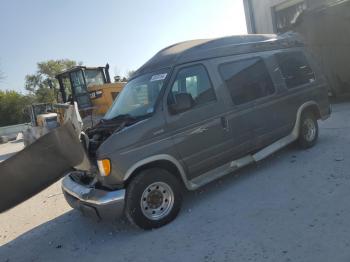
[125,168,183,230]
[298,111,319,149]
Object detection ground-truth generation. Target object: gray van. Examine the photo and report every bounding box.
[62,33,331,229]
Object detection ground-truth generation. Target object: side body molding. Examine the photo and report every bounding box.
[123,101,322,191]
[253,101,320,161]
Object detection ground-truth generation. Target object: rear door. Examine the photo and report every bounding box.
[164,63,231,180]
[245,50,319,149]
[246,53,291,148]
[216,55,279,153]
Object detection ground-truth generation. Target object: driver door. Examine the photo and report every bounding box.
[165,63,231,180]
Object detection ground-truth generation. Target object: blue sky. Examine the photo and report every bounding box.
[0,0,247,92]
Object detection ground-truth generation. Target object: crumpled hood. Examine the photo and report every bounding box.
[96,118,151,159]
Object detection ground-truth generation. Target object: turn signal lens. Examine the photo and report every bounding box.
[97,159,111,177]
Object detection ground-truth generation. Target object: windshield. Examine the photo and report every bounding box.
[104,70,169,120]
[85,69,105,87]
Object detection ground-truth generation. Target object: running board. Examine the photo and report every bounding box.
[189,134,298,190]
[253,133,297,162]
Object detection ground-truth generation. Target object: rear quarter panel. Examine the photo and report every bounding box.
[270,47,330,133]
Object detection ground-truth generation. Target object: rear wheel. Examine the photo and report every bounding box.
[125,168,183,230]
[298,111,319,149]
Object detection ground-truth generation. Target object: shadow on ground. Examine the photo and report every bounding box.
[0,143,301,262]
[0,112,347,262]
[0,152,17,162]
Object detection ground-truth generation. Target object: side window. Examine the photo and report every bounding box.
[219,58,275,105]
[276,51,316,89]
[168,64,216,110]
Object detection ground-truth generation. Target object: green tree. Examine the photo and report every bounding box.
[0,70,4,82]
[126,70,136,80]
[0,90,34,126]
[25,59,81,103]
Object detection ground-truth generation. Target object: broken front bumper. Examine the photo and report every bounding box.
[62,174,125,220]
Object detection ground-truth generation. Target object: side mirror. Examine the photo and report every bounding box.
[169,93,194,114]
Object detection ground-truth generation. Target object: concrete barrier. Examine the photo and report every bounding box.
[0,123,29,137]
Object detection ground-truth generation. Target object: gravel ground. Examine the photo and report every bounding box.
[0,102,350,262]
[0,140,24,163]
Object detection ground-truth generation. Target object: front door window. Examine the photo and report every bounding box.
[168,64,216,113]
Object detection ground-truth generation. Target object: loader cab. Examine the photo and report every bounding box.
[56,65,111,110]
[26,103,56,127]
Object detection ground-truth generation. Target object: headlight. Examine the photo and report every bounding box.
[97,159,111,177]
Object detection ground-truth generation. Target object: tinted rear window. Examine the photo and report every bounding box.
[219,58,275,105]
[276,51,316,89]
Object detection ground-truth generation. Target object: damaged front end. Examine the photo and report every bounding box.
[0,107,142,220]
[60,116,142,220]
[0,88,146,218]
[84,114,140,158]
[61,115,147,220]
[61,171,125,220]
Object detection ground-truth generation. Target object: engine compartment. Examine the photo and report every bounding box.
[84,115,140,158]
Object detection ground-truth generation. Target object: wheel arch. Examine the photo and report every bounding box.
[124,155,192,190]
[292,101,321,138]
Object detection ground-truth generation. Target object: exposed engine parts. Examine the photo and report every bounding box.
[84,115,140,158]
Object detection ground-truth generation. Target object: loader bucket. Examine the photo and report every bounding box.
[0,122,91,213]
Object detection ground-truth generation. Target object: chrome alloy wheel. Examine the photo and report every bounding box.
[140,182,174,221]
[303,118,316,142]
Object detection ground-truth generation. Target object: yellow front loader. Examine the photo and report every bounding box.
[1,64,126,212]
[23,64,125,146]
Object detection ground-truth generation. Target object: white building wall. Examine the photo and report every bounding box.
[244,0,350,95]
[245,0,339,34]
[0,124,28,137]
[248,0,286,33]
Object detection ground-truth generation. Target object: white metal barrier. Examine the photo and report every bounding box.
[0,123,29,137]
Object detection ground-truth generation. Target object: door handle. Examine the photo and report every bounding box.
[221,116,229,132]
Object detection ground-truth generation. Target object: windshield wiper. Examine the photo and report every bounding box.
[102,112,153,123]
[87,113,150,137]
[101,114,136,123]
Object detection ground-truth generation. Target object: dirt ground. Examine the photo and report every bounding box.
[0,102,350,262]
[0,140,24,163]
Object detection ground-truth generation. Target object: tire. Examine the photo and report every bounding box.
[298,111,319,149]
[125,168,183,230]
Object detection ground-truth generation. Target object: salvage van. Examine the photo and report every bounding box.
[0,33,331,230]
[61,32,331,229]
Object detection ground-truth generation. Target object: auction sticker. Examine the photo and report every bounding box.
[150,73,167,82]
